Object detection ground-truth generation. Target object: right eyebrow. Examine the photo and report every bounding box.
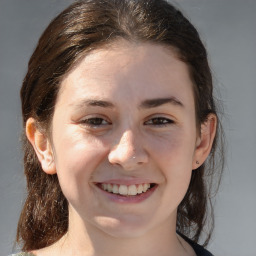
[71,99,115,109]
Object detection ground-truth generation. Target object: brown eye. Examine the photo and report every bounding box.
[145,117,174,126]
[80,117,111,127]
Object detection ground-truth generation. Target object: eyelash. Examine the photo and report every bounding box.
[79,117,111,128]
[144,117,174,127]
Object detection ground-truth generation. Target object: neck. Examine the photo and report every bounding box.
[54,209,190,256]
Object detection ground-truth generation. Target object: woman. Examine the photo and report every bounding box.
[12,0,224,255]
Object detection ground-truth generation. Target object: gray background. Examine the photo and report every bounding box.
[0,0,255,255]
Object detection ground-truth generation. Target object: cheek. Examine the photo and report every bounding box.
[150,129,196,167]
[150,130,195,195]
[52,127,109,199]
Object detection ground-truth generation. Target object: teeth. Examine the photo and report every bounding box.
[137,184,143,194]
[107,184,112,192]
[103,184,107,190]
[112,184,119,194]
[128,185,137,195]
[101,183,152,196]
[143,183,150,192]
[119,185,128,195]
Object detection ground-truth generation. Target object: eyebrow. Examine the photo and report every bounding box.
[72,99,115,109]
[72,97,183,109]
[139,97,184,109]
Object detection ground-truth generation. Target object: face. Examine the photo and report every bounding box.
[48,41,200,238]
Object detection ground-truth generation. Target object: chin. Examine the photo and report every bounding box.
[93,215,151,238]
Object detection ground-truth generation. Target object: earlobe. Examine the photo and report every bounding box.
[26,118,56,175]
[192,114,217,170]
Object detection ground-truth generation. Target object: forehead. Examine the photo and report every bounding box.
[58,41,194,108]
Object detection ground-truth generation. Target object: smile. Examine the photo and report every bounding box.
[98,183,156,196]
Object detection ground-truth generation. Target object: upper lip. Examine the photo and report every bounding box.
[94,178,157,186]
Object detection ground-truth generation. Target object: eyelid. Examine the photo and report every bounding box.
[144,115,175,126]
[78,115,112,127]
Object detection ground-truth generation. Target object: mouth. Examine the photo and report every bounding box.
[96,183,157,197]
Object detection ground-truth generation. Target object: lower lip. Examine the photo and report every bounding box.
[95,184,158,204]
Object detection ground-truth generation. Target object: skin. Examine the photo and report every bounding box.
[26,41,216,256]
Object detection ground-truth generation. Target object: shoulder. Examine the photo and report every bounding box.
[190,243,214,256]
[178,232,214,256]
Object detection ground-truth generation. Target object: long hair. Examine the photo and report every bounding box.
[17,0,224,250]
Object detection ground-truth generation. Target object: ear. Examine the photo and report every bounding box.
[192,114,217,170]
[26,117,56,175]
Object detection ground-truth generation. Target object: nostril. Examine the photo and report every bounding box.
[108,141,148,169]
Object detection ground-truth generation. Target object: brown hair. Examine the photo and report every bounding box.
[17,0,224,251]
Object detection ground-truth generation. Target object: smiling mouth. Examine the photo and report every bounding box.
[97,183,157,196]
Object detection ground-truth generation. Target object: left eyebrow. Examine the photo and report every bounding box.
[139,97,184,109]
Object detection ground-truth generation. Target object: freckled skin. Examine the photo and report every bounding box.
[45,41,200,254]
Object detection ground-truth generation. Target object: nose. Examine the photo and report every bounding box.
[108,130,148,170]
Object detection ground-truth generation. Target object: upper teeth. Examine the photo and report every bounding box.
[101,183,151,196]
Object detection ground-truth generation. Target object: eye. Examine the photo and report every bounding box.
[144,117,174,126]
[79,117,111,128]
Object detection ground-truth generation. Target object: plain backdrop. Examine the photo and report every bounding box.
[0,0,255,255]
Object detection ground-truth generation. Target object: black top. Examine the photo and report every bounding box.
[179,233,214,256]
